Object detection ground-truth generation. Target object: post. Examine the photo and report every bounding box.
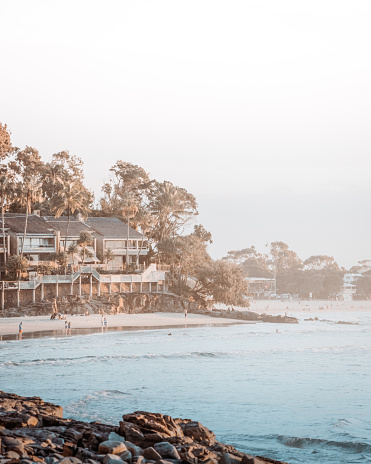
[17,281,20,308]
[41,283,44,301]
[79,275,82,296]
[119,282,122,293]
[156,282,159,293]
[109,275,112,294]
[32,288,36,304]
[1,281,4,310]
[70,281,73,295]
[89,274,92,298]
[98,280,101,297]
[130,275,133,293]
[149,282,152,293]
[56,275,59,298]
[140,273,143,293]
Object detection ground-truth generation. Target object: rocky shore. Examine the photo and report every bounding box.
[0,293,298,324]
[0,392,287,464]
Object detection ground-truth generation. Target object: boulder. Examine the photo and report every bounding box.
[143,447,162,461]
[99,441,128,455]
[153,442,180,460]
[103,454,126,464]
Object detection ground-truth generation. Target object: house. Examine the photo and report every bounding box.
[245,277,276,299]
[43,216,98,264]
[85,217,148,268]
[4,214,59,267]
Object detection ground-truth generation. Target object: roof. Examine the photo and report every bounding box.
[43,216,95,238]
[3,215,57,235]
[85,217,144,239]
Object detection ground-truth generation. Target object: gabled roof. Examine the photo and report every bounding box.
[3,215,57,235]
[43,216,95,238]
[85,217,144,239]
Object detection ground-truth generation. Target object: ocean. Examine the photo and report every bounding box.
[1,309,371,464]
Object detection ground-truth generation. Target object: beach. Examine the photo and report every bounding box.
[1,299,370,338]
[0,312,245,338]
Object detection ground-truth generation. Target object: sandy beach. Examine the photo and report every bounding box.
[0,312,246,338]
[1,299,370,339]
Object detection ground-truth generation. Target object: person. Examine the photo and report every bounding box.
[67,321,71,331]
[101,315,104,328]
[104,317,108,328]
[18,322,23,339]
[65,321,68,329]
[184,308,187,319]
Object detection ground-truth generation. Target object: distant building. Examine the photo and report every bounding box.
[245,277,275,299]
[0,223,11,278]
[342,273,363,301]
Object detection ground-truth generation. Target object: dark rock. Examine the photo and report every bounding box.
[143,448,162,461]
[98,441,128,455]
[153,443,180,460]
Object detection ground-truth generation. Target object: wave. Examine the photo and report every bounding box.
[275,434,371,453]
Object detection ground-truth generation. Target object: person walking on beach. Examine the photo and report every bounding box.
[67,321,71,332]
[65,321,68,330]
[18,322,23,340]
[184,308,187,319]
[101,315,104,328]
[104,317,108,328]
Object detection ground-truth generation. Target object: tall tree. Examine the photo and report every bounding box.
[121,193,139,266]
[50,181,90,251]
[100,161,150,216]
[0,175,16,265]
[148,181,198,242]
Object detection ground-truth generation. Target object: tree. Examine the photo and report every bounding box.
[0,123,12,161]
[148,181,198,242]
[77,231,93,265]
[6,256,29,280]
[223,246,271,278]
[17,176,44,261]
[135,208,156,265]
[100,161,150,216]
[50,181,90,251]
[67,243,79,268]
[103,248,114,266]
[41,151,92,214]
[194,260,248,306]
[121,194,139,266]
[0,175,16,266]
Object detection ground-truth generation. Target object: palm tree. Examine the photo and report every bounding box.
[135,210,155,266]
[121,195,139,266]
[50,181,89,253]
[77,232,93,266]
[17,176,44,261]
[67,243,79,269]
[0,174,15,266]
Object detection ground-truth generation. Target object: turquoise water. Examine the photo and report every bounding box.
[1,310,371,464]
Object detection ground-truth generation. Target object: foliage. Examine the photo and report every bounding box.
[35,263,54,275]
[6,256,29,279]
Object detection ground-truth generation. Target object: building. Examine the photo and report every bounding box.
[343,273,363,301]
[43,216,98,264]
[85,217,148,268]
[4,214,59,267]
[245,277,276,299]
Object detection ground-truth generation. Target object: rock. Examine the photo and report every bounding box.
[220,453,242,464]
[99,441,128,455]
[153,442,180,460]
[182,422,216,444]
[143,447,162,461]
[102,454,126,464]
[63,442,77,457]
[122,441,142,458]
[56,458,83,464]
[2,436,25,453]
[118,450,132,461]
[241,456,266,464]
[6,450,20,459]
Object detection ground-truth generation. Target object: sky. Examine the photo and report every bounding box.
[1,0,371,268]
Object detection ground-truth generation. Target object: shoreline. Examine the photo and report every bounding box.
[0,312,249,339]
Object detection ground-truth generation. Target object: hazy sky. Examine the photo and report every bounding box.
[2,1,371,268]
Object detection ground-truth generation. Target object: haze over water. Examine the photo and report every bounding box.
[1,309,371,464]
